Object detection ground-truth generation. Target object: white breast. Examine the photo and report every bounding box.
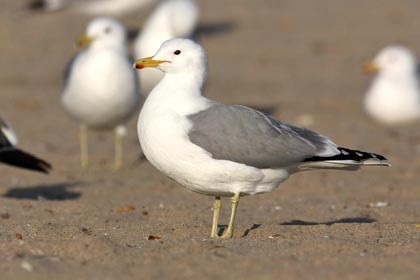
[365,76,420,125]
[137,81,290,196]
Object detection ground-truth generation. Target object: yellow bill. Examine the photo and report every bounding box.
[77,34,94,47]
[133,57,169,69]
[363,61,380,74]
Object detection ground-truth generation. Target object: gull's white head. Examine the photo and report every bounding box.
[133,38,206,75]
[365,45,418,78]
[78,17,127,50]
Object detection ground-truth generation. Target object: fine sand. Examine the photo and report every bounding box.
[1,1,420,279]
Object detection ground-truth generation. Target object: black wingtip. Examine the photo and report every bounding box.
[304,147,389,165]
[34,160,53,174]
[338,147,389,162]
[0,149,52,174]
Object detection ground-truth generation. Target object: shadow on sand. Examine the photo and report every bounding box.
[239,217,376,237]
[3,181,84,201]
[280,217,377,226]
[241,224,262,237]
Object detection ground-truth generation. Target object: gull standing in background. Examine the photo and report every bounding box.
[364,45,420,125]
[62,17,139,169]
[134,0,198,95]
[133,39,390,238]
[29,0,157,17]
[0,116,51,173]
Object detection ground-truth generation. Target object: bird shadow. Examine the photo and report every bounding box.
[3,181,85,201]
[216,217,376,237]
[216,223,262,237]
[237,217,376,237]
[280,217,377,226]
[241,224,262,237]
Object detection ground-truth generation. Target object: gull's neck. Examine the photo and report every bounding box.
[145,71,211,115]
[165,70,205,92]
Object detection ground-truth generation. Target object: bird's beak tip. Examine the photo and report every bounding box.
[132,63,144,70]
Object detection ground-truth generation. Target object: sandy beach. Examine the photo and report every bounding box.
[1,0,420,279]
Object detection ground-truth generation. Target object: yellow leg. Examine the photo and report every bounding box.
[80,125,88,169]
[210,197,222,238]
[114,125,126,170]
[220,192,241,239]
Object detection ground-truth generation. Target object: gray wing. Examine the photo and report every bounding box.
[187,104,338,169]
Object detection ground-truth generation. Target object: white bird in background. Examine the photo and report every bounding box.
[134,0,198,95]
[133,38,390,238]
[364,45,420,125]
[62,17,139,169]
[29,0,157,17]
[0,116,51,173]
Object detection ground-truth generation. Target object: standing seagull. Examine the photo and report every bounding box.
[62,17,139,169]
[0,116,51,173]
[133,39,390,238]
[134,0,198,95]
[364,45,420,125]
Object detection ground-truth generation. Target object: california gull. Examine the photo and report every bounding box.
[62,17,139,169]
[134,38,390,238]
[364,45,420,125]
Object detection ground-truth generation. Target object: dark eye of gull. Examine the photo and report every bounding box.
[174,50,181,55]
[105,27,112,34]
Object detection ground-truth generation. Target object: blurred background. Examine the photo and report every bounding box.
[0,0,419,279]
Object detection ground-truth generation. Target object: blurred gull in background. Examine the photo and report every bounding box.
[364,45,420,125]
[29,0,157,16]
[134,0,198,95]
[133,38,390,238]
[0,115,51,173]
[62,17,139,170]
